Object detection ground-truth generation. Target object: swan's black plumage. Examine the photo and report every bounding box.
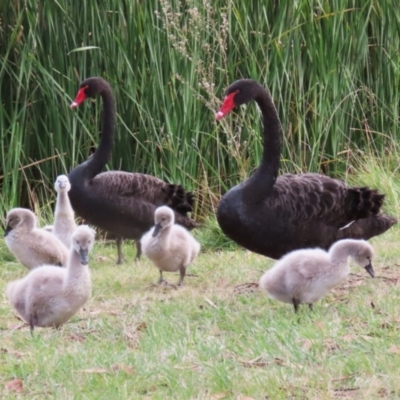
[68,77,197,263]
[216,79,396,259]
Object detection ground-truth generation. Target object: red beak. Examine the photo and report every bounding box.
[215,90,238,120]
[71,86,88,108]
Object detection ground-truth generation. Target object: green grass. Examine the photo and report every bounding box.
[1,225,400,399]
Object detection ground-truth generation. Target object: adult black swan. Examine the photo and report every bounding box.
[68,77,197,264]
[215,79,396,259]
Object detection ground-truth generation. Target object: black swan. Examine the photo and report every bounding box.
[68,77,197,264]
[215,79,396,259]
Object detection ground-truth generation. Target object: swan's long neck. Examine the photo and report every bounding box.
[82,85,116,179]
[55,191,74,216]
[242,89,281,204]
[65,250,88,284]
[156,226,172,246]
[329,241,354,267]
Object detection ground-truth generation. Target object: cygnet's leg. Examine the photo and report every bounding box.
[178,266,186,286]
[135,240,142,261]
[29,312,38,335]
[308,304,313,312]
[157,270,168,285]
[115,237,124,265]
[292,297,300,313]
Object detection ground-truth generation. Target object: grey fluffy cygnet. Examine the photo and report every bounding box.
[52,174,77,248]
[6,225,95,331]
[141,206,201,286]
[5,207,69,270]
[259,239,375,312]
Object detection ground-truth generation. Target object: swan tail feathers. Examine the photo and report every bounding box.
[164,184,195,214]
[338,213,397,240]
[346,187,386,219]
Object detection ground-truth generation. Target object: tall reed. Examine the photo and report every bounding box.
[1,0,400,219]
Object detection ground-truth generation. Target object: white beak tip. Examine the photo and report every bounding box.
[70,101,78,108]
[215,111,224,120]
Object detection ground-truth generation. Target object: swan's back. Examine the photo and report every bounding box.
[70,171,196,240]
[259,247,331,302]
[219,172,395,260]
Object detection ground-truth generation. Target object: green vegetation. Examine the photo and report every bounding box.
[1,224,400,399]
[1,1,400,219]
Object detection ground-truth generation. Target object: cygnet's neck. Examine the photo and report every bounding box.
[65,249,88,284]
[329,240,359,266]
[55,191,74,215]
[155,224,173,242]
[19,220,36,234]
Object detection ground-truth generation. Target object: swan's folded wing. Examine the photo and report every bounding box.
[93,172,169,203]
[32,232,67,266]
[92,171,195,214]
[273,173,384,228]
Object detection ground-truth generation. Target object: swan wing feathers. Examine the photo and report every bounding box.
[169,226,199,252]
[26,266,64,294]
[272,173,385,226]
[92,171,194,213]
[32,230,68,265]
[6,280,27,318]
[274,248,329,277]
[262,249,332,299]
[170,225,193,243]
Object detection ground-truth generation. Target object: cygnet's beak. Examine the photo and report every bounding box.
[4,224,12,237]
[152,223,162,237]
[59,182,67,189]
[79,248,89,265]
[364,261,375,278]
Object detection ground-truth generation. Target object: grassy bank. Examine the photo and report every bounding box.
[1,224,400,399]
